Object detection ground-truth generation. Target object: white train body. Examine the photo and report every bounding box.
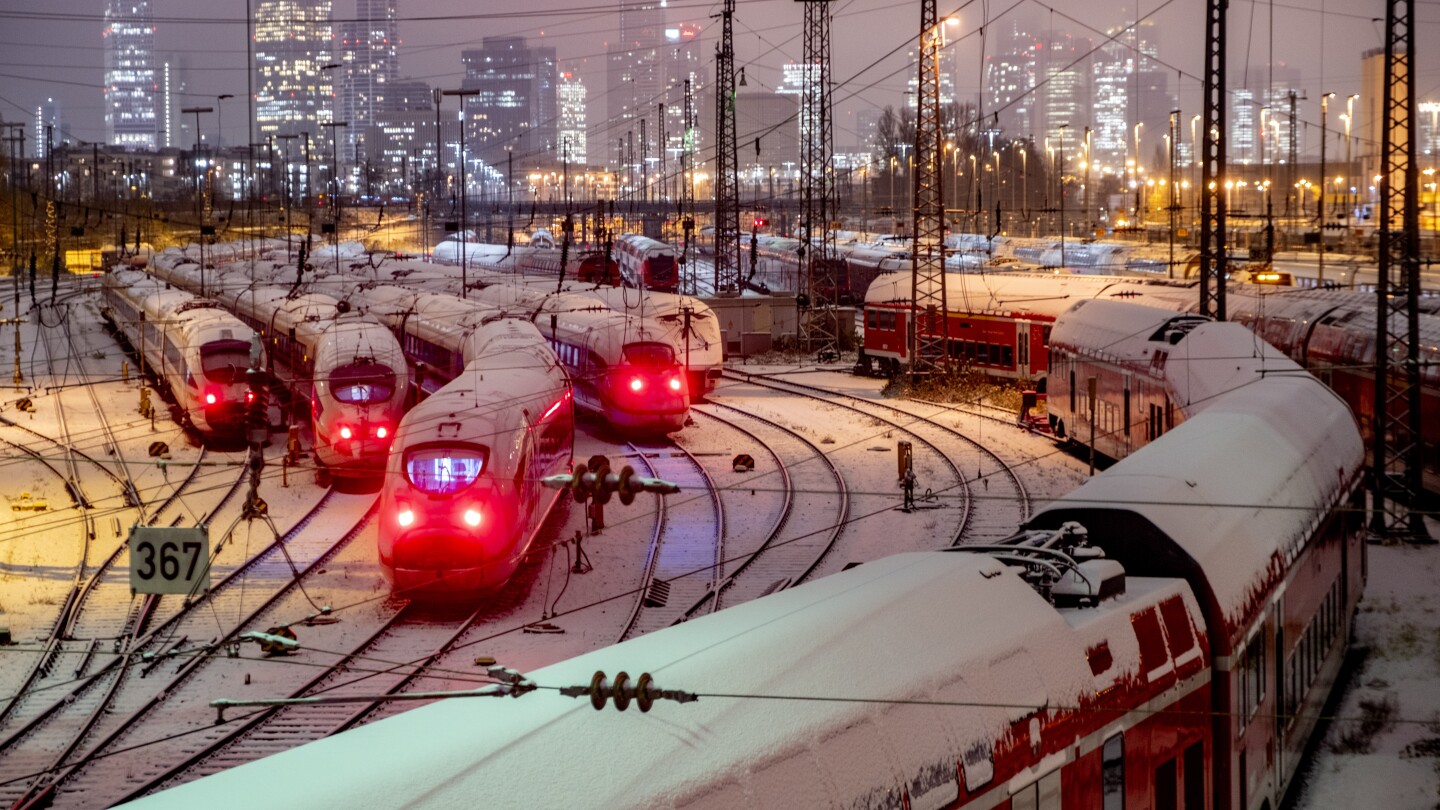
[614,233,679,292]
[101,269,260,441]
[345,285,574,592]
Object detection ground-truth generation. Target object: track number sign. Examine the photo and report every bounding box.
[128,526,211,595]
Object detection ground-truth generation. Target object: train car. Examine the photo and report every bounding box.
[101,269,261,442]
[376,315,572,594]
[466,246,622,286]
[222,286,409,481]
[455,285,692,434]
[1044,299,1297,460]
[614,233,679,292]
[130,327,1364,809]
[858,272,1194,383]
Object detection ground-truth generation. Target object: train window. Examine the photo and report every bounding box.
[977,343,989,364]
[199,340,251,383]
[1239,633,1266,726]
[1000,346,1013,368]
[404,445,488,495]
[331,362,397,403]
[960,741,994,792]
[866,309,877,329]
[1102,733,1125,810]
[623,342,676,367]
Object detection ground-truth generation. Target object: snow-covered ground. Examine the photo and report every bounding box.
[1,284,1436,806]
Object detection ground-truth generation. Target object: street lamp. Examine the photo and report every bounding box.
[442,88,480,298]
[1133,122,1144,221]
[1318,92,1335,284]
[181,105,213,293]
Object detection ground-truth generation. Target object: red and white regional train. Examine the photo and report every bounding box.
[145,252,411,480]
[860,270,1440,494]
[466,246,623,286]
[101,269,261,443]
[350,286,573,593]
[1044,300,1296,460]
[613,233,679,292]
[132,307,1365,809]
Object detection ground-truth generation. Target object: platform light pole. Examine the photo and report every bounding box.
[1318,92,1335,285]
[181,105,214,292]
[1057,124,1067,266]
[442,88,479,298]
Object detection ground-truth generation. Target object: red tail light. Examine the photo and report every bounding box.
[338,424,354,441]
[245,390,255,404]
[376,425,388,439]
[205,392,218,405]
[397,508,415,528]
[629,377,644,393]
[668,376,683,392]
[462,508,483,528]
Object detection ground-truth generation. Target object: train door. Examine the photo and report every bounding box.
[1016,320,1031,377]
[1122,373,1133,457]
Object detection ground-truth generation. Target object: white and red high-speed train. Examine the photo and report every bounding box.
[101,269,261,443]
[144,251,410,481]
[129,302,1365,810]
[348,285,574,593]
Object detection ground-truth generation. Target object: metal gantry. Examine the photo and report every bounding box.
[797,0,840,355]
[680,78,697,292]
[712,0,743,294]
[908,0,949,377]
[1198,0,1227,320]
[1372,0,1429,540]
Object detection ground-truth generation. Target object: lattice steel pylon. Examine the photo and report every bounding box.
[1198,0,1227,320]
[712,0,743,294]
[1372,0,1429,540]
[908,0,949,377]
[796,0,840,356]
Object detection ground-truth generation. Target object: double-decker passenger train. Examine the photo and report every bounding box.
[613,233,679,292]
[134,301,1366,810]
[101,269,261,442]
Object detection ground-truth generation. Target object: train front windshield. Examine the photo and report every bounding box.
[331,361,397,404]
[200,341,252,383]
[405,445,487,495]
[623,343,677,368]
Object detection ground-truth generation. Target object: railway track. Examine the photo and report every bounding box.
[617,440,724,641]
[119,597,495,803]
[690,403,850,609]
[0,487,372,810]
[725,370,1031,544]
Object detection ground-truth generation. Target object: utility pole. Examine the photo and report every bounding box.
[320,120,348,282]
[712,0,742,294]
[442,89,479,298]
[1372,0,1428,540]
[908,1,951,378]
[1058,124,1067,267]
[680,79,696,291]
[1168,110,1179,279]
[1318,93,1334,286]
[1199,0,1228,320]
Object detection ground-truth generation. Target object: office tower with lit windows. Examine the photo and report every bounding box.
[1088,21,1168,173]
[607,0,666,158]
[660,22,704,174]
[338,0,399,162]
[34,98,62,158]
[1037,30,1090,156]
[558,72,588,165]
[103,0,159,149]
[459,36,557,165]
[254,0,335,141]
[981,18,1038,139]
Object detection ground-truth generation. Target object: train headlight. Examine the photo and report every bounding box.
[629,377,644,393]
[463,508,483,528]
[397,508,415,528]
[668,376,683,392]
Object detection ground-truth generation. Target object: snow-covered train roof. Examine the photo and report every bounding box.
[863,270,1200,318]
[1050,300,1301,415]
[1027,371,1363,639]
[129,550,1208,810]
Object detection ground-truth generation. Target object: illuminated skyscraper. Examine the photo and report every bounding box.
[558,72,588,165]
[607,0,666,165]
[981,18,1037,138]
[459,36,557,165]
[254,0,335,141]
[104,0,159,149]
[338,0,399,161]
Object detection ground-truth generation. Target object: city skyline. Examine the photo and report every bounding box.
[0,0,1427,165]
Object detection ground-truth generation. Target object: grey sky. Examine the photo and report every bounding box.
[0,0,1430,153]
